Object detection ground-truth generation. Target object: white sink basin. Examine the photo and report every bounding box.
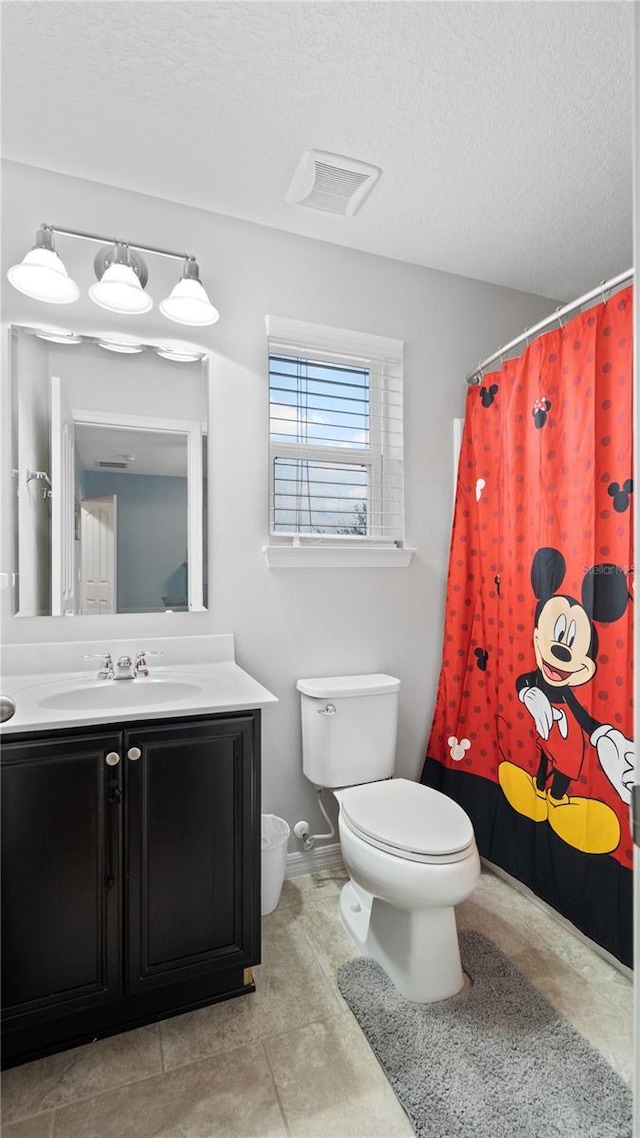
[37,679,206,711]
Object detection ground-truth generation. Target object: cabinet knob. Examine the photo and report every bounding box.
[128,747,142,762]
[105,752,121,766]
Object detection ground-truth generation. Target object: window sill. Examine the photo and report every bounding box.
[262,545,416,569]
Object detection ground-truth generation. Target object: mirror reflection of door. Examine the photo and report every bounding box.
[80,496,117,615]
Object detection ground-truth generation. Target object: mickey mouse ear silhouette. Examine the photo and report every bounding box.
[608,483,620,498]
[623,478,633,494]
[490,384,498,395]
[447,736,457,747]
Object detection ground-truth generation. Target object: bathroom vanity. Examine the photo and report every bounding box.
[0,636,277,1068]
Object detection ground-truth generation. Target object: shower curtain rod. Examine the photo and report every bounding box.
[465,267,634,386]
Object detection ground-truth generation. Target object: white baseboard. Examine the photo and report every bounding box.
[286,841,345,879]
[482,858,632,980]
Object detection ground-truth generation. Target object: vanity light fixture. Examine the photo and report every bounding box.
[7,224,220,327]
[7,227,80,304]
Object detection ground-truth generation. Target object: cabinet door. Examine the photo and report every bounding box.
[125,715,260,993]
[1,733,123,1024]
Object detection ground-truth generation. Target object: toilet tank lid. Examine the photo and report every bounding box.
[297,674,401,699]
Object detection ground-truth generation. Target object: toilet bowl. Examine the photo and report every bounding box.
[296,674,480,1004]
[336,778,480,1002]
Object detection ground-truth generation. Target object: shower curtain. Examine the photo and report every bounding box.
[421,285,634,965]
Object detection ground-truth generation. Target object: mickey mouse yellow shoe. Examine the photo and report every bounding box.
[547,793,620,854]
[498,762,549,822]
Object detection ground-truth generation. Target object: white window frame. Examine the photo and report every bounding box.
[263,317,414,568]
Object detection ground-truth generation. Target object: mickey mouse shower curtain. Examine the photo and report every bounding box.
[421,285,634,965]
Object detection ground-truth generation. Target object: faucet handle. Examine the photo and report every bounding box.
[85,652,114,679]
[134,649,163,677]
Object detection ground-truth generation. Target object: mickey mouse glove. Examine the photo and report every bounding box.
[591,724,636,804]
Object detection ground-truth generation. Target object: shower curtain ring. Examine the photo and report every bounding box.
[524,327,530,347]
[600,280,608,306]
[555,306,565,329]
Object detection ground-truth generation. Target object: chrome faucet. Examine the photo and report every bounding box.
[86,650,163,680]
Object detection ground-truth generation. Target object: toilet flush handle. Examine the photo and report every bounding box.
[317,704,337,715]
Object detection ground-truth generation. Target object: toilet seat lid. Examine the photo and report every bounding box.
[340,778,474,861]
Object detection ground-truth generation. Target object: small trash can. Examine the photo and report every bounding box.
[261,814,290,915]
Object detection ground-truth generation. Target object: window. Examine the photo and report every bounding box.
[265,317,411,567]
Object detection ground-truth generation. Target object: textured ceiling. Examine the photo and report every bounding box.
[1,1,634,301]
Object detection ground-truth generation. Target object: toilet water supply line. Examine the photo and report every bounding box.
[294,788,335,851]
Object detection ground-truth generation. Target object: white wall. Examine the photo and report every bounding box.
[0,158,558,843]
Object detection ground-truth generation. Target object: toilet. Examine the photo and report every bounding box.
[297,673,480,1002]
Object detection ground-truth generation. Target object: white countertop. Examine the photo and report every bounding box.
[0,636,278,734]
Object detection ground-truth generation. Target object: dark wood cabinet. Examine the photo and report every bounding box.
[1,711,261,1068]
[1,732,122,1022]
[125,717,258,992]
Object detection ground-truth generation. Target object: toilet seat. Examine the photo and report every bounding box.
[340,778,474,865]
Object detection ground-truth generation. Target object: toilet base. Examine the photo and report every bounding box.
[339,880,466,1003]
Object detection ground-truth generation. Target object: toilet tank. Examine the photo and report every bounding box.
[296,674,400,788]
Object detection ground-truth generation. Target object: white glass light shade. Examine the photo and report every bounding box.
[159,278,219,326]
[7,248,80,304]
[89,263,153,315]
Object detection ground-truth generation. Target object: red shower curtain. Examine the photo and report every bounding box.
[422,286,634,965]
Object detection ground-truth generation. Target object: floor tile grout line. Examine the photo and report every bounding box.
[260,1038,292,1138]
[160,1008,347,1077]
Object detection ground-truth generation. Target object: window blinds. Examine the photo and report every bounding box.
[266,318,404,544]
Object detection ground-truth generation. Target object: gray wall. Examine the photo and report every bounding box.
[0,158,559,844]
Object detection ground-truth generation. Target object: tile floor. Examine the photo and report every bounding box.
[1,865,633,1137]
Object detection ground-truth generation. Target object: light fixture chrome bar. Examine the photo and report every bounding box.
[465,268,634,386]
[41,223,195,263]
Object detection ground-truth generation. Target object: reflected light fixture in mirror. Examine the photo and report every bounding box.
[35,326,83,344]
[156,344,205,362]
[97,335,144,354]
[7,227,80,304]
[7,224,220,326]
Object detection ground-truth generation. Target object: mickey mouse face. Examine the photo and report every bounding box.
[533,595,596,689]
[480,383,499,408]
[532,397,552,430]
[608,479,633,513]
[474,647,489,671]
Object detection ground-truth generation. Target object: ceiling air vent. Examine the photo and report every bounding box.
[286,150,381,216]
[95,460,129,469]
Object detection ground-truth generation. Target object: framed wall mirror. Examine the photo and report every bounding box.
[10,325,209,617]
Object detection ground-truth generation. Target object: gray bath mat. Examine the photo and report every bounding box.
[337,930,631,1138]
